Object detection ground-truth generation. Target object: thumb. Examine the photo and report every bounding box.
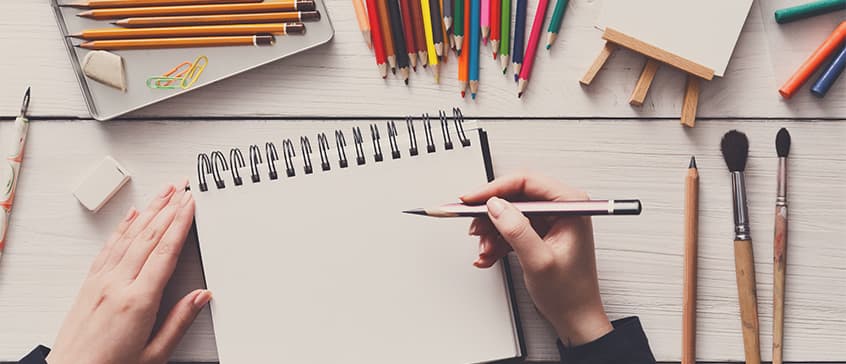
[486,197,552,272]
[143,289,212,364]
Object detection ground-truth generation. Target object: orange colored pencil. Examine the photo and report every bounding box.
[779,21,846,99]
[112,11,320,27]
[458,15,469,97]
[76,34,276,50]
[61,0,260,8]
[70,22,304,40]
[376,0,397,72]
[77,1,316,20]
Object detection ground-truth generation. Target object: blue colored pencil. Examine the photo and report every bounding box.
[469,0,480,99]
[511,0,527,82]
[811,43,846,97]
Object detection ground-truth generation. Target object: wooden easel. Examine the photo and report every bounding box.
[580,28,716,127]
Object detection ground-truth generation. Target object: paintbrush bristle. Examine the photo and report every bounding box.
[721,130,749,172]
[776,128,791,158]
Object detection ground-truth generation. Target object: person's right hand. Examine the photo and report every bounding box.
[461,173,613,347]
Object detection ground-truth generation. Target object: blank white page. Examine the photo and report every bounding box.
[192,127,520,364]
[597,0,753,77]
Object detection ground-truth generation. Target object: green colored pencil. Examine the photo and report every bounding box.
[454,0,465,53]
[499,0,510,72]
[546,0,568,49]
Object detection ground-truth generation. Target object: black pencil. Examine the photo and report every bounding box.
[428,0,444,56]
[403,199,642,218]
[387,0,410,84]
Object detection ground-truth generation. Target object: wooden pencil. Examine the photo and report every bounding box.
[76,34,276,50]
[682,156,699,364]
[403,199,642,217]
[469,0,480,98]
[77,1,316,19]
[69,22,304,40]
[353,0,372,49]
[429,0,444,56]
[111,11,320,27]
[421,0,439,80]
[516,0,549,97]
[499,0,510,71]
[61,0,260,8]
[387,0,411,83]
[511,0,527,81]
[489,0,500,59]
[440,0,449,62]
[409,0,428,67]
[458,7,470,97]
[480,0,490,43]
[398,0,418,70]
[376,0,397,73]
[366,0,389,78]
[546,0,567,49]
[453,0,464,54]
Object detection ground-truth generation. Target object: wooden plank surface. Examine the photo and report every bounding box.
[0,119,843,362]
[1,0,845,119]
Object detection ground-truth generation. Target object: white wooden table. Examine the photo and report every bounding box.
[0,0,844,363]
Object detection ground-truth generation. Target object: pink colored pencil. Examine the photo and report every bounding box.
[516,0,549,98]
[480,0,490,43]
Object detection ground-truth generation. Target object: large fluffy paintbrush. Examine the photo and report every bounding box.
[773,128,791,364]
[720,130,761,364]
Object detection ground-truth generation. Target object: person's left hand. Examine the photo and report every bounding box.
[47,181,210,364]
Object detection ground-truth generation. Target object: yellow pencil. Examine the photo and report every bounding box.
[420,0,439,82]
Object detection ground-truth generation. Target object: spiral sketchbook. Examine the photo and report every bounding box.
[191,111,530,363]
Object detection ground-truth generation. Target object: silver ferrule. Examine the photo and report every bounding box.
[776,157,787,206]
[731,171,751,241]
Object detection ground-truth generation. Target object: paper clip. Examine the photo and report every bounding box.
[181,55,208,89]
[147,55,208,90]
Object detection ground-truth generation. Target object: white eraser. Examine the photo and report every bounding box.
[73,156,131,212]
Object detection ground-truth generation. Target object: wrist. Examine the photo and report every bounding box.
[551,305,613,347]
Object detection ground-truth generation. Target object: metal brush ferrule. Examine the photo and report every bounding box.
[776,157,787,206]
[731,171,751,241]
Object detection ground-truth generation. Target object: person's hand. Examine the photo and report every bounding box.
[47,181,210,364]
[461,173,613,346]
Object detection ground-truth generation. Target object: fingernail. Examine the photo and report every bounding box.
[193,290,212,308]
[159,184,175,198]
[123,207,137,222]
[486,197,506,218]
[468,220,479,235]
[180,190,193,206]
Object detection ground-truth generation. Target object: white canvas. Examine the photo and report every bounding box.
[597,0,754,77]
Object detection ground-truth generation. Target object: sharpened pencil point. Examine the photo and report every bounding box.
[513,74,518,82]
[402,209,426,215]
[689,156,697,169]
[471,93,476,100]
[546,44,551,50]
[461,90,466,98]
[517,92,523,98]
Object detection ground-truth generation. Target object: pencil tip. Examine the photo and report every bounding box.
[517,92,523,98]
[513,74,518,82]
[471,93,476,100]
[689,156,697,169]
[461,91,466,98]
[402,209,426,215]
[391,68,396,75]
[404,79,409,85]
[546,44,551,50]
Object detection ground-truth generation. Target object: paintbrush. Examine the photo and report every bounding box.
[720,130,761,364]
[773,128,791,364]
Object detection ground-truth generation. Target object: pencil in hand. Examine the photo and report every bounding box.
[403,199,642,217]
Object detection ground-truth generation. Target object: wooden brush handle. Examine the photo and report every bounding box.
[734,239,761,364]
[773,206,788,364]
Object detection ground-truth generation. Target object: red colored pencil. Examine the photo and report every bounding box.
[490,0,500,59]
[365,0,388,78]
[398,0,418,70]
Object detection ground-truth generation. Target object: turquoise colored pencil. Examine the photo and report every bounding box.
[499,0,510,72]
[546,0,567,49]
[469,0,480,98]
[775,0,845,24]
[511,0,527,81]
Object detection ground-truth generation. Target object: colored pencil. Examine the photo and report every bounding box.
[409,0,428,66]
[499,0,510,71]
[366,0,389,78]
[440,0,449,62]
[469,0,480,98]
[111,11,320,27]
[779,21,846,99]
[421,0,440,81]
[403,199,642,217]
[811,43,846,97]
[516,0,550,97]
[443,0,453,34]
[511,0,527,81]
[546,0,567,49]
[76,34,276,50]
[489,0,501,58]
[353,0,372,49]
[76,1,316,19]
[458,1,470,97]
[429,0,444,56]
[453,0,465,54]
[61,0,260,8]
[69,22,304,40]
[398,0,418,70]
[387,0,410,83]
[0,88,31,263]
[775,0,846,24]
[376,0,397,73]
[480,0,490,43]
[682,156,699,364]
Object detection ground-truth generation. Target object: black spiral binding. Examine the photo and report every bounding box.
[230,148,245,186]
[196,110,473,191]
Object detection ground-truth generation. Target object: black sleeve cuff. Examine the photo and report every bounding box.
[557,316,656,364]
[18,345,50,364]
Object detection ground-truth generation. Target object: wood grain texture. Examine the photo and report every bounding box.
[0,119,844,363]
[681,166,698,364]
[629,58,660,107]
[680,75,700,128]
[773,204,788,364]
[734,239,762,364]
[1,0,845,118]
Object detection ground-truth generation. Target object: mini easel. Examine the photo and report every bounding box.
[580,28,716,127]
